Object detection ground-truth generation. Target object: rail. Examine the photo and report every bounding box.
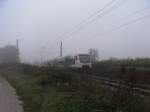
[84,74,150,96]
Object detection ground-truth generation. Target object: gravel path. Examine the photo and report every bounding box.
[0,76,24,112]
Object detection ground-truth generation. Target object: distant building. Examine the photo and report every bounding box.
[0,45,20,63]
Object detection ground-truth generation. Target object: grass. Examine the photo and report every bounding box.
[0,64,149,112]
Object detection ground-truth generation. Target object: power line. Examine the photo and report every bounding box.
[52,1,150,57]
[51,0,118,47]
[51,0,128,57]
[63,0,117,36]
[111,5,150,24]
[62,0,128,41]
[93,13,150,40]
[63,4,150,42]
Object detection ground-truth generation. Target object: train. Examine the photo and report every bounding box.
[51,54,92,70]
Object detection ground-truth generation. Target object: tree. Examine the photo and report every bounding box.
[0,45,20,63]
[88,48,99,63]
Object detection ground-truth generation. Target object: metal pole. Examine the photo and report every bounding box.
[16,39,19,50]
[60,41,63,57]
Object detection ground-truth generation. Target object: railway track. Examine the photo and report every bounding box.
[71,69,150,96]
[84,74,150,96]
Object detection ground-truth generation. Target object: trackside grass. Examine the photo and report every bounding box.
[0,64,149,112]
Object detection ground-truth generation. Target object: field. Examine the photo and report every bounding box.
[0,59,150,112]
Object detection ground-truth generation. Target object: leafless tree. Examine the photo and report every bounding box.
[88,48,99,63]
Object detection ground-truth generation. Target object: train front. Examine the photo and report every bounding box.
[78,54,92,70]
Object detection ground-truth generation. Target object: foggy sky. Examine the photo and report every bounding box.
[0,0,150,62]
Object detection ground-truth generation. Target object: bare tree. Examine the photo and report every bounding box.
[88,48,99,63]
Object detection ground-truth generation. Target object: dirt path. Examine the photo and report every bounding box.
[0,76,24,112]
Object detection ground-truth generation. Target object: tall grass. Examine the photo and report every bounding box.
[0,63,149,112]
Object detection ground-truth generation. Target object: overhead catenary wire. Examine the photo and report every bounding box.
[111,5,150,25]
[92,13,150,40]
[63,4,150,42]
[50,0,118,47]
[62,0,128,41]
[60,13,150,59]
[52,0,128,58]
[62,0,117,36]
[51,1,150,58]
[51,4,150,48]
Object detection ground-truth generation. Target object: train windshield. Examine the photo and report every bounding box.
[79,54,90,63]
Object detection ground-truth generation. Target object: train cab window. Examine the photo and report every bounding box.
[79,54,90,63]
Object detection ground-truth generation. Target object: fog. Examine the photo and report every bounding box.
[0,0,150,62]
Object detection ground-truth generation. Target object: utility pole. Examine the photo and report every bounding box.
[16,39,20,63]
[16,39,19,50]
[60,41,63,57]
